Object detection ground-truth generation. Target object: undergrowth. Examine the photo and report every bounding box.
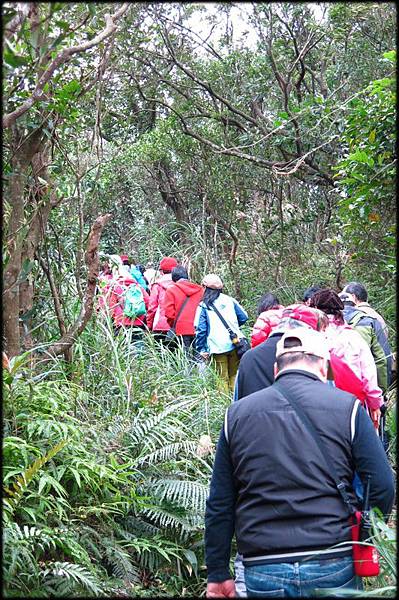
[2,310,396,597]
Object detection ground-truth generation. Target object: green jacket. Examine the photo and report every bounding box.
[344,307,388,392]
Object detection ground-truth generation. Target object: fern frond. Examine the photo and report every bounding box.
[41,561,102,596]
[4,439,68,515]
[122,515,161,538]
[149,478,208,513]
[104,543,141,584]
[136,441,198,466]
[140,504,198,532]
[126,399,196,445]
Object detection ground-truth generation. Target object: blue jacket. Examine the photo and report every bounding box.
[194,293,248,355]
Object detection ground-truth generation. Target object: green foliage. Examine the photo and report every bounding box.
[2,3,397,596]
[2,331,221,596]
[334,51,396,273]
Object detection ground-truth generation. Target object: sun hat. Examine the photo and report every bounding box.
[159,256,178,271]
[282,304,320,331]
[202,274,223,289]
[276,328,330,361]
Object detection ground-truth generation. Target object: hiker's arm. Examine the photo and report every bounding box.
[251,314,271,348]
[370,332,388,393]
[205,425,237,583]
[374,319,392,387]
[357,338,383,411]
[352,404,395,519]
[142,287,150,307]
[164,289,175,327]
[146,283,159,331]
[233,301,248,326]
[195,306,209,354]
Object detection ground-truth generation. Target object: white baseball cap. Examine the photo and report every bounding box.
[276,328,330,361]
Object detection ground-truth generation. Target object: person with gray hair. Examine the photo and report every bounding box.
[232,304,326,596]
[234,304,324,402]
[342,282,389,336]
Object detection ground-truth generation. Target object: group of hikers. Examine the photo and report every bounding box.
[97,253,395,597]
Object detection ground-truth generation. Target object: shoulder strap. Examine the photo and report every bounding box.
[209,301,237,339]
[273,381,356,516]
[173,296,190,328]
[350,310,367,328]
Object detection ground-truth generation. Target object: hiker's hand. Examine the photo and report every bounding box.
[200,352,210,360]
[207,579,235,597]
[370,408,381,428]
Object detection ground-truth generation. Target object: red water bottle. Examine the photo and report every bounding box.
[351,475,380,576]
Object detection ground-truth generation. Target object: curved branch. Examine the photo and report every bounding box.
[43,213,111,357]
[3,3,130,129]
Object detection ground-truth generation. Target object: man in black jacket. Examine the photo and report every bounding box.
[205,329,394,598]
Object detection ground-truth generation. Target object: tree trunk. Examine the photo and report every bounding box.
[154,159,189,241]
[19,144,56,350]
[3,127,43,356]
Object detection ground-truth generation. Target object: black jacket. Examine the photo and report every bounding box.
[235,332,283,400]
[205,370,395,583]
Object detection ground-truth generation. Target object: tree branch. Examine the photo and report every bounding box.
[3,3,130,128]
[43,213,111,357]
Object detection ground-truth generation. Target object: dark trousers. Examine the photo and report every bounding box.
[153,332,200,360]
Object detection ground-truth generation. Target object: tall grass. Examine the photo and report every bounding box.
[3,307,396,596]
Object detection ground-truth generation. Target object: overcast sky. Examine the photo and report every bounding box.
[186,3,327,55]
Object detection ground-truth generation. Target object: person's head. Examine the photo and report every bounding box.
[172,265,189,282]
[302,285,323,306]
[338,291,355,306]
[202,274,223,306]
[136,264,145,275]
[342,282,368,305]
[257,292,280,316]
[100,261,111,275]
[120,254,130,266]
[278,304,323,332]
[159,256,178,274]
[309,288,344,325]
[274,328,330,382]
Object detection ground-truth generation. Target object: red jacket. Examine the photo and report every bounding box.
[164,279,203,335]
[146,274,175,331]
[108,276,149,327]
[251,307,285,348]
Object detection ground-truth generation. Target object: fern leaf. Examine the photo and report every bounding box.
[4,439,68,515]
[41,561,101,596]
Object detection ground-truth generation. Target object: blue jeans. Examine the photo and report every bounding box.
[235,553,247,597]
[244,556,363,597]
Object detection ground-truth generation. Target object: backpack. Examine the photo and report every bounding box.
[123,284,146,319]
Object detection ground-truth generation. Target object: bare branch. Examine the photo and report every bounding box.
[4,2,34,39]
[44,213,112,357]
[3,3,130,129]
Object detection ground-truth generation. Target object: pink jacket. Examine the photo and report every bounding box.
[324,320,383,410]
[108,276,149,327]
[146,273,175,331]
[251,307,285,348]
